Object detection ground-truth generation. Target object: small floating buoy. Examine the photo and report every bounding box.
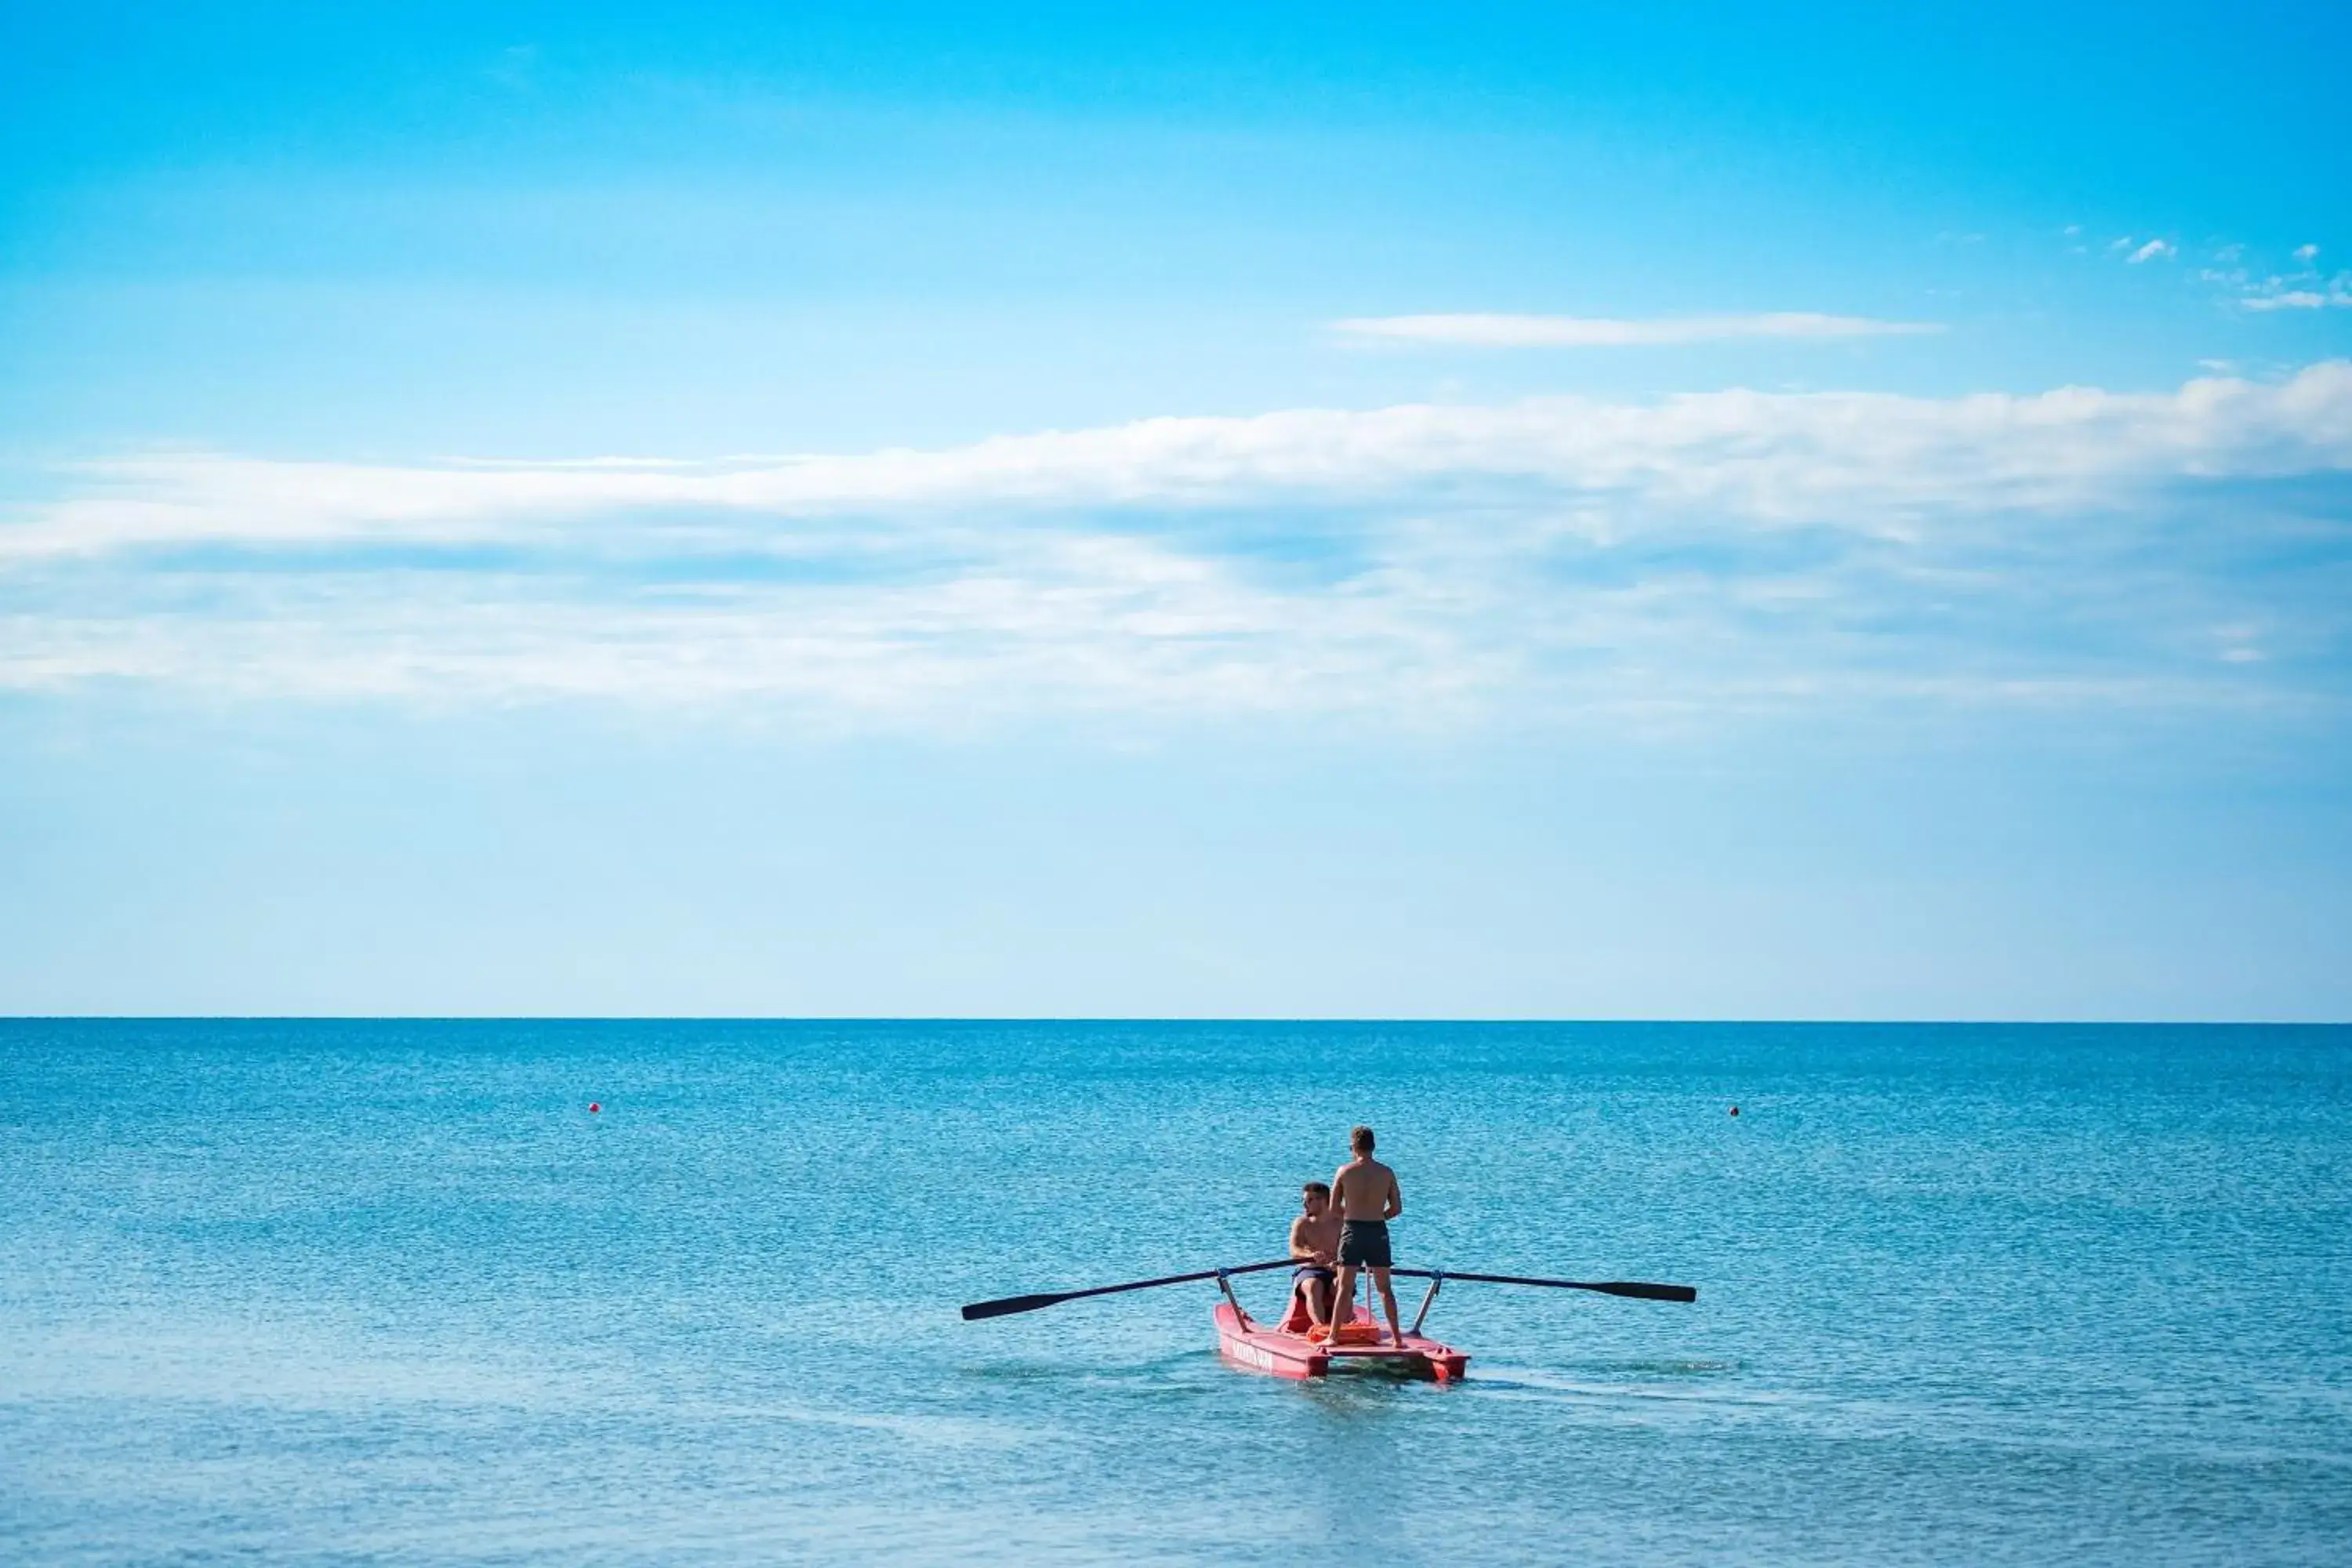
[1728,1105,1739,1116]
[589,1102,601,1113]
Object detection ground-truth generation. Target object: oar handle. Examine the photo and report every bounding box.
[961,1258,1297,1321]
[1389,1268,1697,1303]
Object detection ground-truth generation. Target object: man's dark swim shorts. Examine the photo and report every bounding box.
[1338,1219,1392,1269]
[1293,1263,1335,1285]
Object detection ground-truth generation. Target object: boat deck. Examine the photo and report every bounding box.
[1214,1301,1469,1381]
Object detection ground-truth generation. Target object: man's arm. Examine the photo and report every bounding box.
[1385,1167,1403,1220]
[1288,1215,1314,1260]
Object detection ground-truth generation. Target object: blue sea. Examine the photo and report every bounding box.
[3,1021,2347,1564]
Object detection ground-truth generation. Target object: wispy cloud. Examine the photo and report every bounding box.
[1330,312,1941,348]
[2246,291,2336,312]
[2125,238,2177,265]
[2184,236,2350,311]
[4,366,2348,725]
[2241,270,2352,311]
[13,362,2350,563]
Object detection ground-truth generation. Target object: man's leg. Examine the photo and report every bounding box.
[1304,1275,1332,1327]
[1373,1267,1403,1345]
[1330,1265,1357,1332]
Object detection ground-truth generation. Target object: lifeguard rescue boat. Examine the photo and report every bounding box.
[1213,1275,1469,1381]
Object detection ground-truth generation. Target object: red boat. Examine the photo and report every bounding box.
[1214,1287,1470,1381]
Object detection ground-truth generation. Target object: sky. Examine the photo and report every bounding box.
[2,2,2349,1018]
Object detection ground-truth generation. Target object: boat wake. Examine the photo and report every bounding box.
[1472,1363,1803,1410]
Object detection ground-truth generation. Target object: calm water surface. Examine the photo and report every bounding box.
[2,1021,2347,1563]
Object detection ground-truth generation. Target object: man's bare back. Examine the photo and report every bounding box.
[1330,1156,1400,1221]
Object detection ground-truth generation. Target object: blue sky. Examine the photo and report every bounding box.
[3,2,2348,1017]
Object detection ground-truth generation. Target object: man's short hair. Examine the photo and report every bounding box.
[1303,1181,1330,1198]
[1351,1124,1375,1152]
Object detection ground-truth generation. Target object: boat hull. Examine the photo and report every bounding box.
[1214,1301,1468,1382]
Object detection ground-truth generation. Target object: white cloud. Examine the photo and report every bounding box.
[2183,239,2352,310]
[25,362,2349,564]
[2241,271,2352,311]
[2245,291,2332,312]
[1329,312,1941,348]
[2127,239,2176,265]
[4,365,2349,725]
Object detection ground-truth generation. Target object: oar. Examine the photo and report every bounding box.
[1390,1268,1696,1303]
[962,1258,1298,1321]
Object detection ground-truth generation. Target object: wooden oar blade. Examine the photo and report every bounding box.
[1588,1280,1697,1303]
[960,1292,1071,1321]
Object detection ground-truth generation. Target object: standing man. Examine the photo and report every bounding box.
[1329,1125,1404,1347]
[1288,1181,1341,1329]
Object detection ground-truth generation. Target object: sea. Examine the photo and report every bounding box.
[2,1020,2347,1565]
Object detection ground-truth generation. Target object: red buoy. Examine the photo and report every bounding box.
[589,1102,601,1113]
[1729,1105,1740,1116]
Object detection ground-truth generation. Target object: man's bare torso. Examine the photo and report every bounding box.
[1290,1210,1341,1264]
[1331,1156,1400,1221]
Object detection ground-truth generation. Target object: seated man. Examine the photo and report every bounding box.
[1287,1180,1341,1329]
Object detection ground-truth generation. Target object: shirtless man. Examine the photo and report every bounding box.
[1287,1181,1342,1328]
[1330,1124,1405,1346]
